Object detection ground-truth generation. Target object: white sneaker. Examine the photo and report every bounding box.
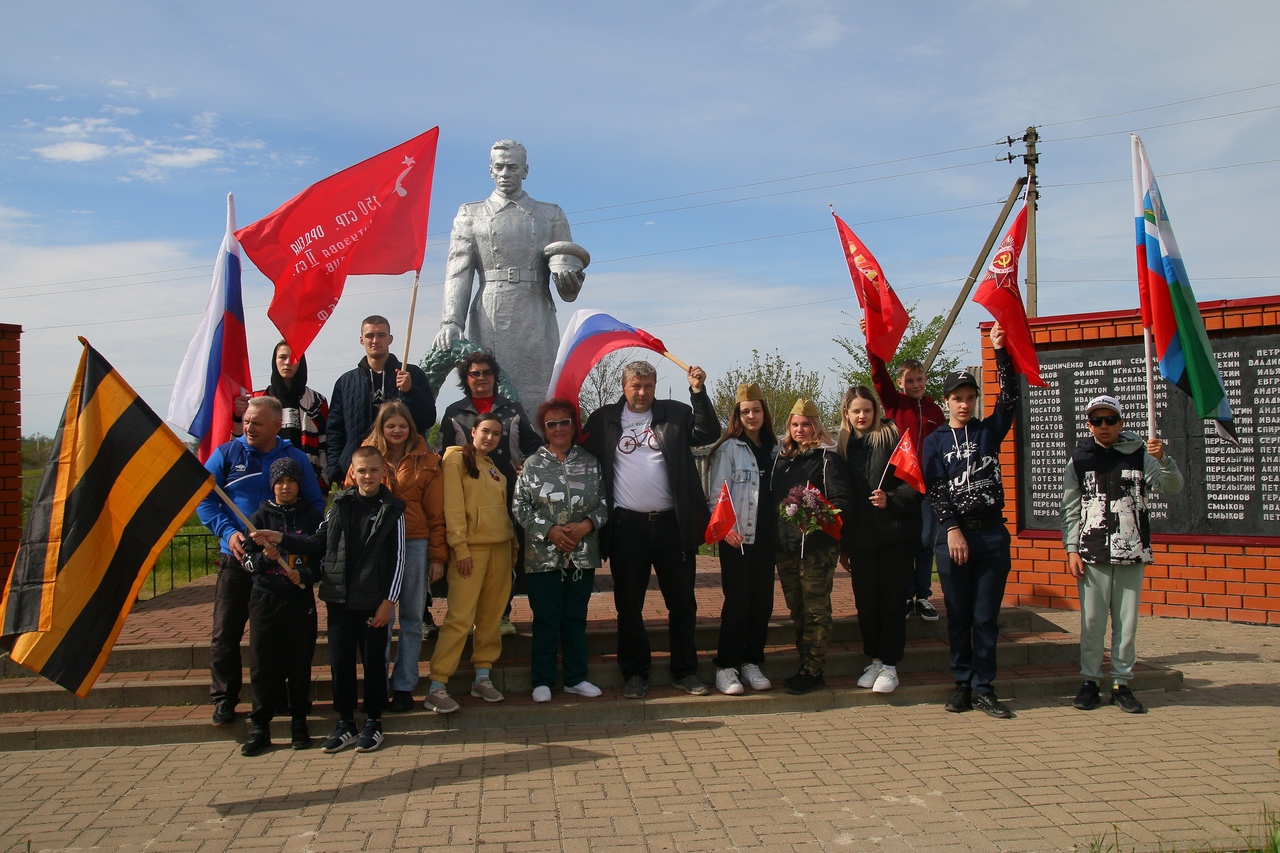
[564,681,602,698]
[857,662,884,689]
[740,663,772,691]
[532,686,552,703]
[715,667,744,695]
[872,667,899,694]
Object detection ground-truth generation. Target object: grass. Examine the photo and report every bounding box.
[1086,809,1280,852]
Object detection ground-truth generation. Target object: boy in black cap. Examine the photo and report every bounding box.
[922,322,1021,719]
[239,457,324,756]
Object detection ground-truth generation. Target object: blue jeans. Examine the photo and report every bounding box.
[910,498,937,601]
[935,524,1011,694]
[387,538,427,692]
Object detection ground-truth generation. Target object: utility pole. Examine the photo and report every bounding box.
[1023,125,1039,317]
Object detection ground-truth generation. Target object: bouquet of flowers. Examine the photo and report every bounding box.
[778,482,842,556]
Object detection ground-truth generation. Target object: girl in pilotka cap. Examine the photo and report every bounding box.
[771,398,852,695]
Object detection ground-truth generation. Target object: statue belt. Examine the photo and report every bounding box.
[483,267,544,286]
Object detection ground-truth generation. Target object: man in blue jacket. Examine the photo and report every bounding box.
[197,396,325,725]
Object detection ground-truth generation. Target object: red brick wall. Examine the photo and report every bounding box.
[985,296,1280,625]
[0,325,20,588]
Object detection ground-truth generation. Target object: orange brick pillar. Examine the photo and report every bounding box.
[985,295,1280,626]
[0,324,21,589]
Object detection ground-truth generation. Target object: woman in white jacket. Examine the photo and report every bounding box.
[705,383,778,695]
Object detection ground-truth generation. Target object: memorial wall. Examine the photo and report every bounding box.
[993,296,1280,625]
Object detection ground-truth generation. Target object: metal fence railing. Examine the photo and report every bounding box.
[140,532,221,601]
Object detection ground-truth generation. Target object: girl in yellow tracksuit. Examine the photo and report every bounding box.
[424,414,518,713]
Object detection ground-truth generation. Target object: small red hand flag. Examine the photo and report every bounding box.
[832,211,911,364]
[705,482,739,544]
[888,430,927,494]
[236,127,439,357]
[973,203,1046,386]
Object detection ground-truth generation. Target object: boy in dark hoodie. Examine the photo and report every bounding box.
[254,445,405,754]
[1061,394,1182,714]
[239,457,324,756]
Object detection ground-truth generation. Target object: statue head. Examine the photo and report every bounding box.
[489,139,529,197]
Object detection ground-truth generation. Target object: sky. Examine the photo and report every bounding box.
[3,1,1279,436]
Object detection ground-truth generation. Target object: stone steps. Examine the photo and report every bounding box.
[0,607,1186,751]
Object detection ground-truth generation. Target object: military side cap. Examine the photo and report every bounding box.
[735,383,764,405]
[789,398,822,418]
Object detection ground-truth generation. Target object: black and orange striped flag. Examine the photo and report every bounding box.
[0,338,213,697]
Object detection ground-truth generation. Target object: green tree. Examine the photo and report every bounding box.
[712,348,837,435]
[832,306,967,403]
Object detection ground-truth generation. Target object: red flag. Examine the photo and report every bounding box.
[973,204,1045,386]
[888,430,927,494]
[236,127,440,356]
[832,212,910,363]
[705,482,738,544]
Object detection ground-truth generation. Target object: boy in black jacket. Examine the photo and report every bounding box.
[240,458,323,756]
[254,446,406,754]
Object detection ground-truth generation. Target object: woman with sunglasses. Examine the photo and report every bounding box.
[438,351,544,635]
[512,399,608,702]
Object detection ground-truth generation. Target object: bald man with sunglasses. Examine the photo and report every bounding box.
[1061,394,1183,715]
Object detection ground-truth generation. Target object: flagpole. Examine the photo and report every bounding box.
[829,203,864,329]
[877,432,907,492]
[924,177,1027,372]
[725,488,744,554]
[212,483,305,588]
[1144,327,1157,439]
[662,351,691,372]
[402,269,421,365]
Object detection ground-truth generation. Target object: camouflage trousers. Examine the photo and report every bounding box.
[775,543,838,674]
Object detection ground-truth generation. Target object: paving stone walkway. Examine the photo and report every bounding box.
[0,601,1276,851]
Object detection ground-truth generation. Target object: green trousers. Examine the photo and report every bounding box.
[776,544,838,674]
[1077,561,1145,685]
[526,567,595,689]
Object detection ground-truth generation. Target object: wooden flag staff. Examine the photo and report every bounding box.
[211,483,305,588]
[401,269,422,365]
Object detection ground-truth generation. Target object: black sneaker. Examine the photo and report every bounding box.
[389,690,415,713]
[1110,684,1146,714]
[424,609,439,641]
[905,599,916,619]
[240,726,270,757]
[211,701,236,726]
[622,675,647,700]
[1073,680,1101,711]
[944,685,972,713]
[290,717,311,750]
[321,720,358,754]
[784,669,825,695]
[973,691,1014,719]
[355,718,384,753]
[915,599,940,622]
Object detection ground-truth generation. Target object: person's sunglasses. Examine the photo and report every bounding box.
[467,369,494,378]
[1088,415,1120,427]
[544,418,573,431]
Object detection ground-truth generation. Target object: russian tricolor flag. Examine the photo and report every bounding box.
[168,194,253,462]
[546,309,668,406]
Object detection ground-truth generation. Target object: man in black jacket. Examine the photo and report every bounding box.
[327,315,436,486]
[583,360,720,699]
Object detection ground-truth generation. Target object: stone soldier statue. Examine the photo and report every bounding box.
[432,139,588,406]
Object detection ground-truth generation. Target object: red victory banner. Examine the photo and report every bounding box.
[887,429,926,494]
[973,203,1045,386]
[236,127,440,356]
[831,212,911,364]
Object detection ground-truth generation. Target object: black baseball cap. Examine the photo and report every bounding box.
[942,370,979,396]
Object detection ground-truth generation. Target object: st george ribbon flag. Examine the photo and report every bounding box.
[1,340,214,697]
[1132,134,1237,443]
[972,203,1046,386]
[545,309,669,406]
[831,211,910,364]
[167,193,253,462]
[237,127,440,357]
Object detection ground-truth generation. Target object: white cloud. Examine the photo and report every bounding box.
[34,141,110,162]
[26,83,57,91]
[146,148,221,169]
